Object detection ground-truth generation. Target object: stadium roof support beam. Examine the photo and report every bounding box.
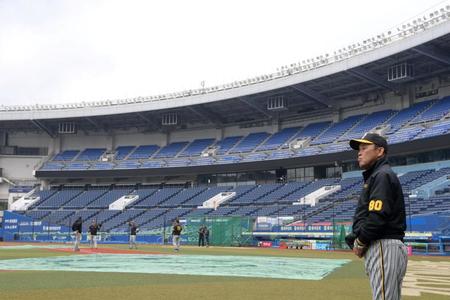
[85,117,106,132]
[135,112,159,130]
[187,106,222,125]
[30,120,55,138]
[412,44,450,66]
[347,67,399,93]
[290,84,333,108]
[332,86,380,100]
[238,97,272,119]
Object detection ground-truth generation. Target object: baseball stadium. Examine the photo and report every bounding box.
[1,3,450,300]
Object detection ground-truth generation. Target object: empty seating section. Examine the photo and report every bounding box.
[101,209,147,231]
[292,145,323,157]
[415,118,450,139]
[40,162,65,170]
[159,187,206,208]
[141,208,191,230]
[23,162,450,231]
[277,178,340,204]
[178,139,215,157]
[41,210,75,224]
[229,184,282,205]
[114,160,140,169]
[30,189,58,208]
[190,157,216,166]
[241,153,267,162]
[87,188,133,208]
[76,148,106,161]
[64,189,109,209]
[399,169,435,192]
[114,146,136,160]
[41,95,450,173]
[141,160,165,168]
[131,188,182,208]
[132,187,158,202]
[91,162,114,170]
[341,110,394,140]
[320,142,350,154]
[311,115,365,145]
[327,177,363,200]
[166,158,190,168]
[153,142,188,158]
[256,127,300,151]
[267,150,293,160]
[230,132,270,153]
[64,162,90,170]
[386,100,432,133]
[53,150,79,161]
[182,186,232,207]
[216,136,243,155]
[38,190,83,209]
[216,155,241,164]
[255,181,310,204]
[132,209,167,228]
[410,96,450,124]
[127,145,159,159]
[287,121,331,144]
[388,125,424,144]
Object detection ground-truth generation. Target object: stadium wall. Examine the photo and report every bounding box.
[8,132,50,148]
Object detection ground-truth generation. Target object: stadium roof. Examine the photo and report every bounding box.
[1,13,450,134]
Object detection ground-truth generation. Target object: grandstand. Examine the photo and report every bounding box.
[1,6,450,248]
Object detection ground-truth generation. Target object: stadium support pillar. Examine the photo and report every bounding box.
[407,86,415,108]
[166,132,171,146]
[106,134,114,152]
[40,180,49,190]
[48,136,61,157]
[217,128,225,141]
[271,119,280,133]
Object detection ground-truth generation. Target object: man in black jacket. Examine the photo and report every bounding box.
[88,219,101,249]
[347,133,407,300]
[172,218,183,251]
[128,221,139,249]
[72,217,82,252]
[198,225,205,247]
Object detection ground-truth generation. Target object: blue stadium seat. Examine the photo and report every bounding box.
[76,148,106,161]
[114,146,136,160]
[229,132,270,153]
[256,127,301,151]
[178,139,215,157]
[52,150,80,161]
[154,142,189,158]
[127,145,159,160]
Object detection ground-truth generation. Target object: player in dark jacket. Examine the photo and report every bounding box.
[72,217,82,252]
[128,221,139,249]
[172,218,183,251]
[346,133,407,300]
[204,226,210,247]
[88,220,101,249]
[198,225,205,247]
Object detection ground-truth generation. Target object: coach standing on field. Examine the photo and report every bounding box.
[346,133,407,300]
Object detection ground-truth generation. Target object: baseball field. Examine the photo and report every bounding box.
[0,242,448,300]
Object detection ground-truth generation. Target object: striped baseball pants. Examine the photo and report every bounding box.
[364,239,408,300]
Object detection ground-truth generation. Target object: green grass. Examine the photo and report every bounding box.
[0,243,449,300]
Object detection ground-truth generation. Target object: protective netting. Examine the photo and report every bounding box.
[185,216,255,247]
[332,221,352,250]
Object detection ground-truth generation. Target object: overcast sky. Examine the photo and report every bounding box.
[0,0,447,105]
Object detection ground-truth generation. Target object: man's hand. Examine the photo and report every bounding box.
[353,238,367,258]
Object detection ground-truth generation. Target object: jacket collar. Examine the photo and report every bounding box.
[362,156,388,181]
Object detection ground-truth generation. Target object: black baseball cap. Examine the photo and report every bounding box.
[349,133,388,153]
